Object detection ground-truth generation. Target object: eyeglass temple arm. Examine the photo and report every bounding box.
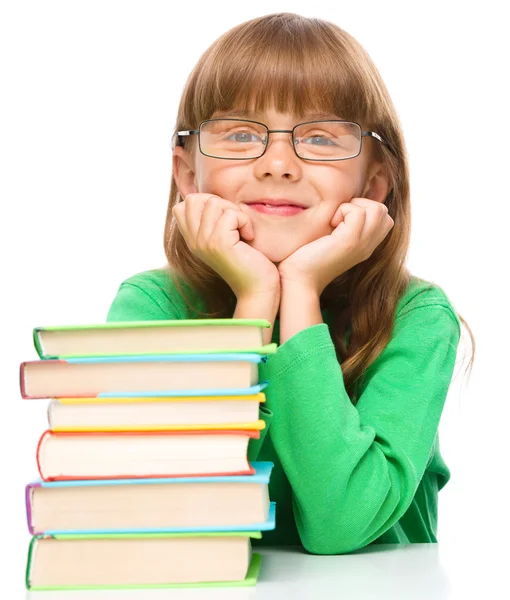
[363,131,384,145]
[362,131,395,155]
[173,129,199,148]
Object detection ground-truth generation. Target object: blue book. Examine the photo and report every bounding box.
[20,353,269,399]
[26,461,275,535]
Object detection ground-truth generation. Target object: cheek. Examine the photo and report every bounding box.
[311,181,356,233]
[313,167,359,199]
[196,162,247,194]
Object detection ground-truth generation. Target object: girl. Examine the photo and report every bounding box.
[107,12,475,555]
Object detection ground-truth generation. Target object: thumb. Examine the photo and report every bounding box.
[330,204,346,228]
[237,211,255,241]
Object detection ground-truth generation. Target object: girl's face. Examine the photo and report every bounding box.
[173,107,389,264]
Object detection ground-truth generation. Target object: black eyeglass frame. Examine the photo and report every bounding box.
[173,118,393,161]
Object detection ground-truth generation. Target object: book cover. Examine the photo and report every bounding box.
[54,392,267,404]
[33,318,276,359]
[46,392,267,432]
[26,461,274,534]
[20,353,268,399]
[36,429,260,481]
[26,533,263,590]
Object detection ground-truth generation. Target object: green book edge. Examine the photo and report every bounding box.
[33,319,275,359]
[35,311,329,334]
[48,531,262,539]
[35,318,271,332]
[27,551,261,590]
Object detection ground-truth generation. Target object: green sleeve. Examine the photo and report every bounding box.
[259,305,460,555]
[106,276,273,459]
[106,282,180,321]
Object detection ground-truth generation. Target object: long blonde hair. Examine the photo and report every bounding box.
[164,12,475,404]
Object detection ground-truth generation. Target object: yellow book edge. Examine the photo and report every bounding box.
[56,393,266,405]
[51,419,266,432]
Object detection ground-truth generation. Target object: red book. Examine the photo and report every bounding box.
[36,429,259,481]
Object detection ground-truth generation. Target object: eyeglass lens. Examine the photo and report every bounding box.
[199,119,362,160]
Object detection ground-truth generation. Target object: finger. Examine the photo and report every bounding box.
[330,198,383,228]
[332,202,367,240]
[184,194,216,241]
[172,202,191,243]
[350,198,392,239]
[349,197,386,209]
[236,206,255,241]
[199,197,254,242]
[198,197,232,243]
[330,203,345,227]
[210,208,253,248]
[350,197,389,223]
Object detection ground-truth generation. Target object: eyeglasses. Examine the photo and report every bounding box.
[173,118,391,161]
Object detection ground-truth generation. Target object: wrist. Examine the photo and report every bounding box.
[279,282,322,344]
[281,277,319,299]
[234,289,280,317]
[234,289,280,346]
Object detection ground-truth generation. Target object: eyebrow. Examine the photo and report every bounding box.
[211,109,344,121]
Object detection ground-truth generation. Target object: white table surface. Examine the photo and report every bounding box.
[22,541,506,600]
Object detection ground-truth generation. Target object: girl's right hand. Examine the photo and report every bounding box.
[172,193,280,300]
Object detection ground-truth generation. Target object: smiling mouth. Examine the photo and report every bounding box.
[246,203,307,216]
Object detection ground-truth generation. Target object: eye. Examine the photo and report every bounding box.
[226,131,263,143]
[301,134,338,147]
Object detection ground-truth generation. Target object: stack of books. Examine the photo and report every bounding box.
[20,318,277,590]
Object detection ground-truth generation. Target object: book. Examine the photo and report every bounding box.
[36,429,260,481]
[46,393,266,431]
[33,318,277,359]
[20,353,268,399]
[22,317,278,590]
[25,462,275,534]
[26,532,262,590]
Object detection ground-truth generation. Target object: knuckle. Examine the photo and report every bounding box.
[205,196,223,209]
[204,194,223,203]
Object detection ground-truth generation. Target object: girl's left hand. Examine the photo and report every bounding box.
[278,198,395,294]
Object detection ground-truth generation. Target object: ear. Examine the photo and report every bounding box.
[361,161,390,204]
[172,145,199,198]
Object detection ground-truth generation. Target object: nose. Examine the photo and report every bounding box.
[254,129,302,180]
[264,130,295,149]
[254,131,302,180]
[259,129,301,167]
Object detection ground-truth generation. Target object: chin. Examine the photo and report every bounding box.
[251,240,300,264]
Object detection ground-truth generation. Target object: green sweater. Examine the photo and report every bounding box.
[106,268,460,555]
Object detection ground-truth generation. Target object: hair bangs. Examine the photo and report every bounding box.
[188,19,380,129]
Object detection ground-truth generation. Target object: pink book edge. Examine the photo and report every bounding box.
[25,481,41,535]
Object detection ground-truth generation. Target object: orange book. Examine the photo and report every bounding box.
[36,429,260,481]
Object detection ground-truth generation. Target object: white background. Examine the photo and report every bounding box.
[1,1,508,597]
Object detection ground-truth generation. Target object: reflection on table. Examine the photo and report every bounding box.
[24,541,501,600]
